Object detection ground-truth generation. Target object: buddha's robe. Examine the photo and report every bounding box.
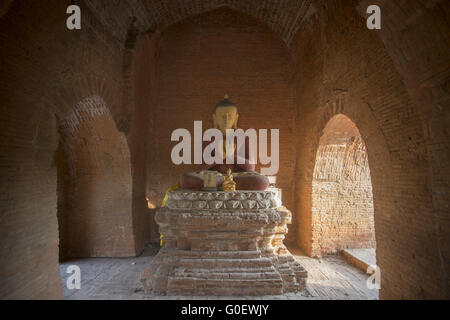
[180,136,269,191]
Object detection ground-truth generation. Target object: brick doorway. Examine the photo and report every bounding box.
[311,114,376,258]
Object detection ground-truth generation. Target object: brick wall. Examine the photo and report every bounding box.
[292,0,446,299]
[0,0,143,298]
[357,0,450,299]
[132,32,161,244]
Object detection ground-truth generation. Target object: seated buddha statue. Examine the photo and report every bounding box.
[180,95,269,191]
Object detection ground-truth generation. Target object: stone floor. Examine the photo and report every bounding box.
[60,245,379,300]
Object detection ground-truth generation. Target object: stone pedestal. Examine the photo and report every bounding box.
[141,190,307,296]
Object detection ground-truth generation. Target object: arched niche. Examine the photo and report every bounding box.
[146,7,297,235]
[56,95,136,259]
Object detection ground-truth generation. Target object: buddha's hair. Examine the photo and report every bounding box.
[214,96,238,114]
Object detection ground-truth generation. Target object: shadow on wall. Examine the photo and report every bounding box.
[55,95,136,260]
[311,114,376,257]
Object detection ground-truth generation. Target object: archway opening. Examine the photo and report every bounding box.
[311,114,376,257]
[56,96,136,260]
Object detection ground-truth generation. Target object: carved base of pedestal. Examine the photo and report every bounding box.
[140,190,308,296]
[142,248,307,296]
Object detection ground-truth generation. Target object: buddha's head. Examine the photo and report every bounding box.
[213,94,239,134]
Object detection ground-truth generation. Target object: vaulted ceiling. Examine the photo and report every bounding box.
[84,0,314,47]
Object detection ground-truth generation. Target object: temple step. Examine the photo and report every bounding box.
[167,277,284,296]
[173,266,281,280]
[163,249,263,259]
[177,257,273,269]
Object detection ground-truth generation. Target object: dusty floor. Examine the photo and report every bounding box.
[60,245,379,300]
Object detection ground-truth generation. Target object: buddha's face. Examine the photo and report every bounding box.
[214,106,239,134]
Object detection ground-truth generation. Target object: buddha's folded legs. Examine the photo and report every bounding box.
[234,172,270,190]
[180,171,269,191]
[180,171,223,190]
